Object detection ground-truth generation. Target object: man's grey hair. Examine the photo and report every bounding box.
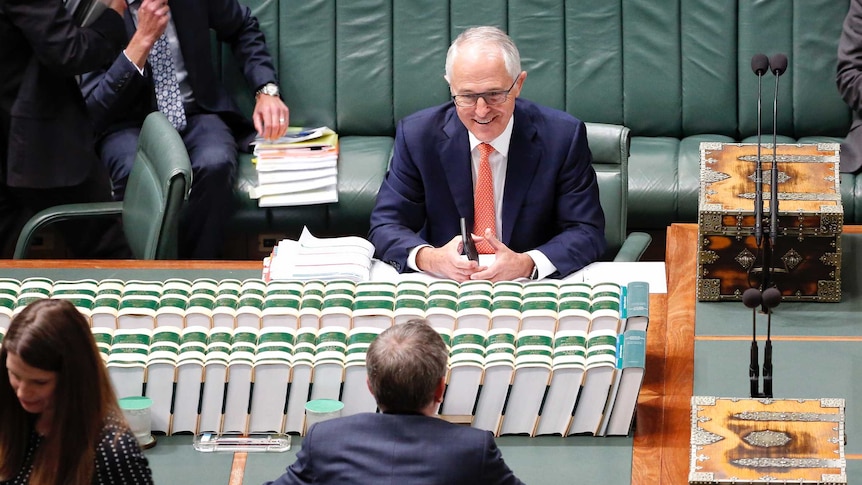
[445,26,521,82]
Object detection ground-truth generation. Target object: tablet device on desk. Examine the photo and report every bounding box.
[460,218,479,262]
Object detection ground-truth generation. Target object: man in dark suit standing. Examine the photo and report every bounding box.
[0,0,130,258]
[838,0,862,174]
[368,26,606,282]
[81,0,289,259]
[264,319,525,485]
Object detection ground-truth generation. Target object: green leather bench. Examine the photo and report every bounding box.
[219,0,856,254]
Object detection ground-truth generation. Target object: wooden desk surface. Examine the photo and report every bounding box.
[10,225,859,484]
[651,223,862,485]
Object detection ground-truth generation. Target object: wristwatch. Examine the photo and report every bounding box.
[256,82,280,98]
[529,265,539,280]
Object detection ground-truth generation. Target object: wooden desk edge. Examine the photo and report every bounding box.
[5,255,688,485]
[0,260,263,270]
[639,223,862,485]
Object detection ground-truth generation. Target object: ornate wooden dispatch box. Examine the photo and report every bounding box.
[689,396,847,484]
[697,143,843,302]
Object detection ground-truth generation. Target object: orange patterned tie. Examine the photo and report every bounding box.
[473,143,496,254]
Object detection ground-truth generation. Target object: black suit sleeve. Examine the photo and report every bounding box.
[479,432,526,485]
[837,0,862,173]
[2,0,126,76]
[209,0,278,91]
[263,422,316,485]
[839,0,862,110]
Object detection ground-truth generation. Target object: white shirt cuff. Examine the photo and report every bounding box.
[123,50,146,75]
[526,249,556,280]
[407,244,432,272]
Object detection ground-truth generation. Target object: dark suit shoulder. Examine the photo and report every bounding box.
[399,102,457,129]
[515,97,583,131]
[311,412,492,441]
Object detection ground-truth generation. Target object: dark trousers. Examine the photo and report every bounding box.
[98,111,238,259]
[0,114,130,258]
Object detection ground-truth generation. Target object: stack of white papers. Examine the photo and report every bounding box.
[266,227,375,282]
[250,127,339,207]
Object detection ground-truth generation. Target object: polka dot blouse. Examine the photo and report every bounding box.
[1,413,153,484]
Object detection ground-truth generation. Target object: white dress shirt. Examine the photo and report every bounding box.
[407,117,556,279]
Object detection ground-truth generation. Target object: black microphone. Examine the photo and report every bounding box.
[751,54,770,247]
[768,53,788,246]
[742,288,763,398]
[761,287,781,398]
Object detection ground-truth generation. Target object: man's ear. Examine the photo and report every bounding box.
[433,377,446,403]
[512,70,528,98]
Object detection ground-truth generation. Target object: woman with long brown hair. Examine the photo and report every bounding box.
[0,298,153,485]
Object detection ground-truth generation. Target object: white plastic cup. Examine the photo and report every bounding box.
[304,399,344,434]
[118,396,156,449]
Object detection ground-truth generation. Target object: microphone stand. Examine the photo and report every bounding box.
[767,53,787,248]
[749,54,768,307]
[763,309,774,397]
[743,289,762,398]
[754,70,765,248]
[744,54,782,399]
[757,53,787,399]
[766,53,787,260]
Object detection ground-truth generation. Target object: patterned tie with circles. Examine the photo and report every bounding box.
[473,142,496,254]
[149,33,187,131]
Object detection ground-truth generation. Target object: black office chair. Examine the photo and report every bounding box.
[14,112,192,259]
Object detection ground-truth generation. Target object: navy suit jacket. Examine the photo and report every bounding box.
[368,98,606,278]
[265,412,525,485]
[79,0,278,148]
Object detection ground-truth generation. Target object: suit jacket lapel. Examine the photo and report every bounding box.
[501,103,540,244]
[123,10,136,36]
[168,0,197,65]
[440,109,475,225]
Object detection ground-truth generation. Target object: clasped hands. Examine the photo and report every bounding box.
[415,229,535,282]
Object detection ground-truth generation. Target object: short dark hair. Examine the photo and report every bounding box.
[366,319,448,413]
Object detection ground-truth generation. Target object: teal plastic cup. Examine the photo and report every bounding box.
[119,396,156,448]
[304,399,344,434]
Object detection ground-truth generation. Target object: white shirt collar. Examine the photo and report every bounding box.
[468,116,514,156]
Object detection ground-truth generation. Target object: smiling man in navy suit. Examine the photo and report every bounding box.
[264,319,525,485]
[369,26,605,282]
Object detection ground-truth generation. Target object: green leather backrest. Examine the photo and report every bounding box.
[586,122,630,260]
[736,0,851,138]
[221,0,852,140]
[124,113,192,259]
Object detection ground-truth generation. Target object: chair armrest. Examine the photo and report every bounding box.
[14,202,124,259]
[612,232,652,262]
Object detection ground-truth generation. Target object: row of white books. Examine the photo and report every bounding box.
[0,282,648,438]
[0,277,637,333]
[443,281,649,437]
[250,127,339,207]
[98,324,379,437]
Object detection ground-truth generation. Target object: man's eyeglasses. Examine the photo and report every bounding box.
[451,78,518,107]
